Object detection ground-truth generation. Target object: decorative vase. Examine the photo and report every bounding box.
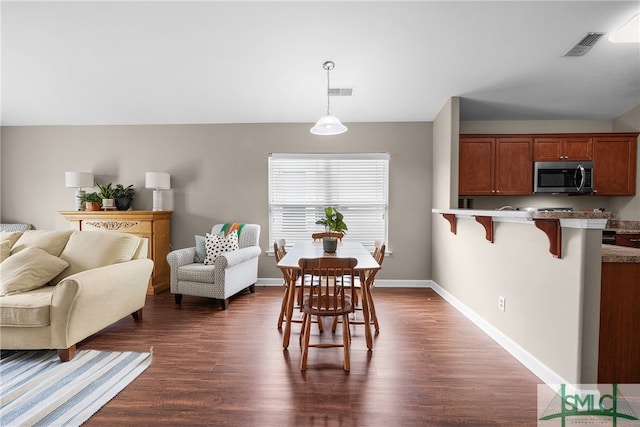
[323,237,338,253]
[115,197,132,211]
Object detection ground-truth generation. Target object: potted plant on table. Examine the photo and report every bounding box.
[96,182,116,210]
[315,206,348,253]
[78,192,102,211]
[113,184,135,211]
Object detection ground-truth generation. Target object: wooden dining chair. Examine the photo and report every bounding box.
[334,240,385,333]
[298,257,358,371]
[275,240,324,333]
[274,239,290,329]
[311,231,344,241]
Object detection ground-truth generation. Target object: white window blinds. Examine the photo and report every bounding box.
[268,153,389,249]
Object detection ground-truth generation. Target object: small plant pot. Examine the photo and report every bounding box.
[323,237,338,253]
[85,201,102,211]
[115,197,132,211]
[101,198,115,210]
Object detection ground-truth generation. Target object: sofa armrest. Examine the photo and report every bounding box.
[50,258,153,347]
[215,246,261,269]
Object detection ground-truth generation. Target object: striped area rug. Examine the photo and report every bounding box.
[0,349,152,426]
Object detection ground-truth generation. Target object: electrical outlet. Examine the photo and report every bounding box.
[498,296,505,312]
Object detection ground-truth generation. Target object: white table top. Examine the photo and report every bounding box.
[277,240,380,271]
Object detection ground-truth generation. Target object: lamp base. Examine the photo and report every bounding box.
[75,189,85,211]
[152,190,164,211]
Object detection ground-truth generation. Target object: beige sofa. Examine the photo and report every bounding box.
[0,230,153,361]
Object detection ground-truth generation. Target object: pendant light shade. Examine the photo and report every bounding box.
[310,61,348,136]
[310,115,348,135]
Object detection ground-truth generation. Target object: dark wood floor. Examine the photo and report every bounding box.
[81,286,541,426]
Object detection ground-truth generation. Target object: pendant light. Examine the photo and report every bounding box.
[310,61,348,135]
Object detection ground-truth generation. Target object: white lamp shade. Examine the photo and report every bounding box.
[145,172,170,190]
[65,172,94,189]
[310,115,348,135]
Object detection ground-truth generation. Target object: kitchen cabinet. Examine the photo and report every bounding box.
[598,261,640,383]
[592,134,637,196]
[459,136,532,196]
[60,210,172,295]
[533,136,592,161]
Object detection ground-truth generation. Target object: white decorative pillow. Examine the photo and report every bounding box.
[204,231,239,265]
[1,240,11,263]
[0,246,69,296]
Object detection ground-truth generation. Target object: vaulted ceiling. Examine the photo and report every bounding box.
[2,1,639,126]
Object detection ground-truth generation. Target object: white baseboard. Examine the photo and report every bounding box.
[257,278,430,288]
[428,280,569,388]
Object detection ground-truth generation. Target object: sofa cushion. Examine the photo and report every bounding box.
[11,230,73,256]
[0,231,23,249]
[0,247,70,296]
[204,231,238,265]
[177,263,215,283]
[52,231,140,284]
[0,287,53,327]
[1,240,10,263]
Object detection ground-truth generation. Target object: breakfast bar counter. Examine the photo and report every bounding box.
[432,208,611,258]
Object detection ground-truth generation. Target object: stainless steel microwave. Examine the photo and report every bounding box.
[534,161,593,194]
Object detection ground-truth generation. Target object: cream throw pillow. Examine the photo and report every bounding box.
[0,231,23,249]
[0,246,69,296]
[1,240,11,263]
[52,231,140,283]
[11,230,73,256]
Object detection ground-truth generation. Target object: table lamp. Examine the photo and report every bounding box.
[145,172,170,211]
[65,172,94,211]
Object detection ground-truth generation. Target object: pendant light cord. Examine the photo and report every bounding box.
[326,66,331,116]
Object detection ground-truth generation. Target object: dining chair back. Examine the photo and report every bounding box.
[311,231,344,241]
[298,257,358,371]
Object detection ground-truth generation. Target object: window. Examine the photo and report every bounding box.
[269,153,389,250]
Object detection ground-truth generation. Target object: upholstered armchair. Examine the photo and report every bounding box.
[167,223,261,309]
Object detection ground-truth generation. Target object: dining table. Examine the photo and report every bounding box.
[277,240,381,350]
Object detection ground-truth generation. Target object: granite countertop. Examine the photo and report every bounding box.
[605,220,640,234]
[602,244,640,263]
[531,211,614,220]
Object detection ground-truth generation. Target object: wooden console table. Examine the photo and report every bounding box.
[59,210,172,295]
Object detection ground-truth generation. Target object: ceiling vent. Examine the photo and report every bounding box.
[562,32,605,57]
[328,88,353,96]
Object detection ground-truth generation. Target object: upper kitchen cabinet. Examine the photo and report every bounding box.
[459,136,533,196]
[592,134,638,196]
[533,136,592,161]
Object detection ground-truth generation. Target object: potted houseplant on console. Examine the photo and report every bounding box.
[97,182,116,210]
[315,206,348,253]
[113,184,135,210]
[79,192,102,211]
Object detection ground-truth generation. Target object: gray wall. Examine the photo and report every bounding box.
[0,122,432,281]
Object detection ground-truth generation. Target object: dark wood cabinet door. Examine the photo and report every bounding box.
[563,137,592,161]
[533,137,562,161]
[495,138,533,195]
[533,137,592,161]
[593,136,637,195]
[459,137,494,195]
[616,234,640,248]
